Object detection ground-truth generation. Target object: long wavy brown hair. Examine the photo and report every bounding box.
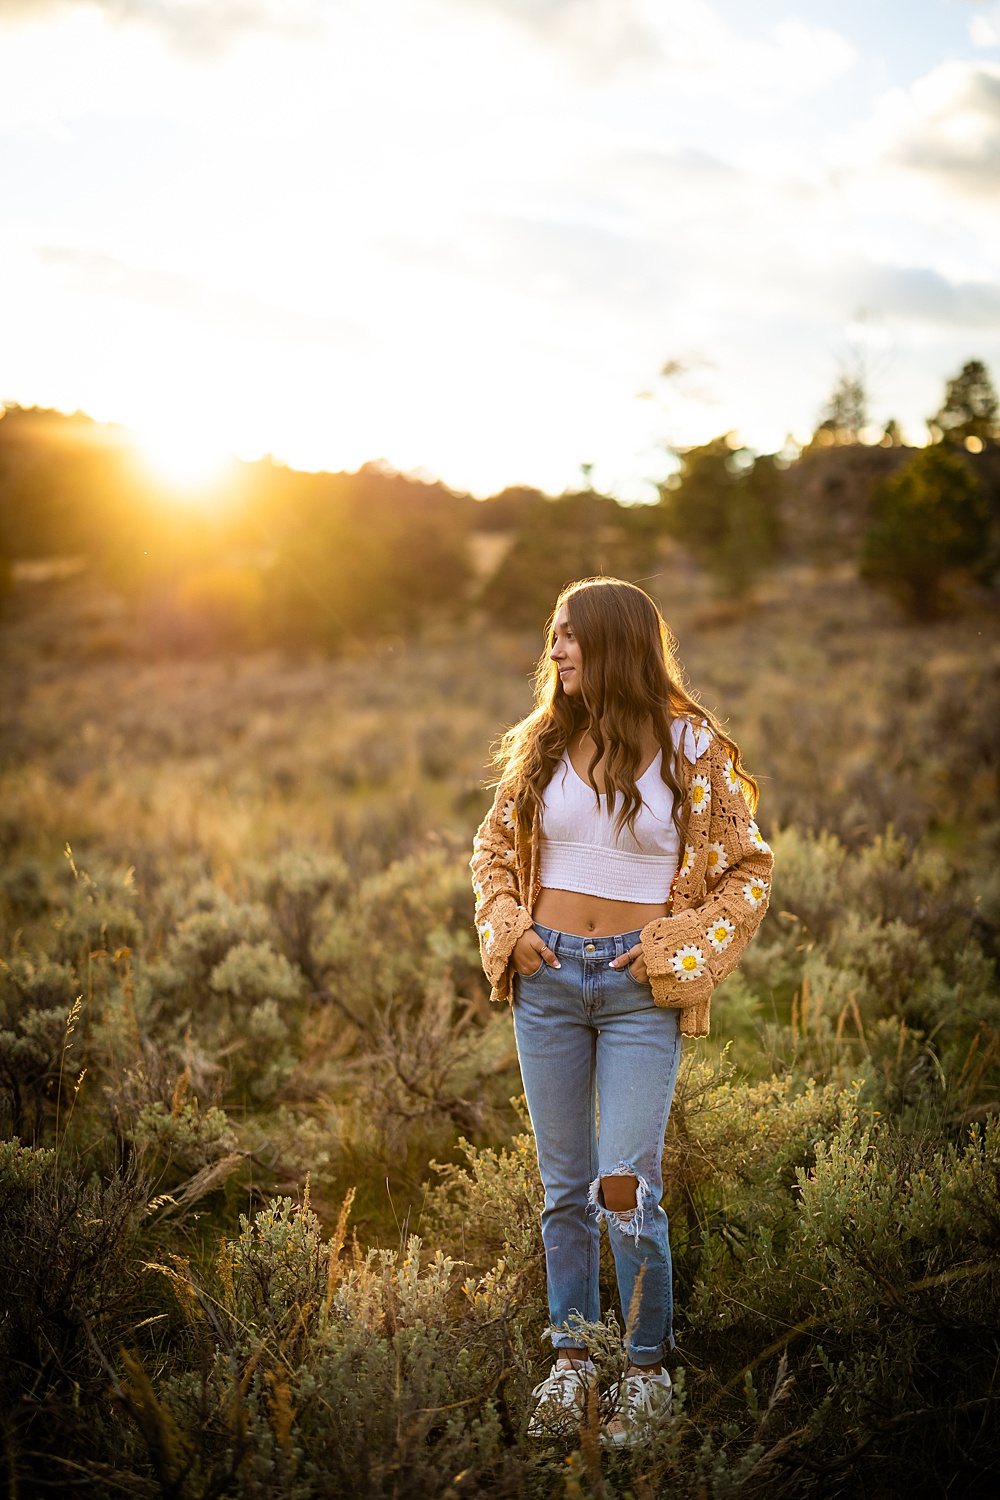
[494,577,757,838]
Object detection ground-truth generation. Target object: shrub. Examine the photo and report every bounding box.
[50,854,144,964]
[0,1142,147,1489]
[253,851,350,987]
[208,941,302,1104]
[662,438,784,596]
[318,846,480,1019]
[931,357,999,446]
[3,549,999,1494]
[0,953,81,1140]
[479,490,663,627]
[0,855,51,919]
[262,466,472,652]
[121,1198,522,1499]
[133,1097,240,1179]
[154,887,276,1005]
[861,443,992,617]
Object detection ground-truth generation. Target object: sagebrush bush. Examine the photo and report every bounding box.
[122,1199,523,1499]
[0,952,80,1139]
[252,849,350,986]
[0,1142,147,1486]
[133,1097,239,1179]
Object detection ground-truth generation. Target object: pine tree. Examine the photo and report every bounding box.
[661,436,784,596]
[860,443,992,617]
[930,359,998,445]
[816,371,868,445]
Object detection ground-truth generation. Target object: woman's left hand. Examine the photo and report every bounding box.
[609,943,647,982]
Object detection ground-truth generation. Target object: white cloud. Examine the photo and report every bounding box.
[454,0,659,70]
[35,245,373,347]
[864,60,1000,199]
[969,6,1000,48]
[438,0,856,101]
[845,263,1000,327]
[0,0,323,54]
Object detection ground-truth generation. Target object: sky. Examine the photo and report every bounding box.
[1,0,999,499]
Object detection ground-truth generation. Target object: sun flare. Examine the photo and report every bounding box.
[133,427,233,494]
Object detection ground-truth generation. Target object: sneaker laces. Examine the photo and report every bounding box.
[623,1369,672,1418]
[531,1358,596,1398]
[603,1369,672,1446]
[528,1359,597,1435]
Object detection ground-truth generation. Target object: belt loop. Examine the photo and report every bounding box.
[546,927,560,956]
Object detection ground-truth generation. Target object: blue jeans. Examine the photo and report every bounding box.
[512,924,683,1367]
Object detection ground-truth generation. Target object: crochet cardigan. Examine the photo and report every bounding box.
[470,720,773,1038]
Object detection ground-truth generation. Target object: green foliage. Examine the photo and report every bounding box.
[133,1097,240,1177]
[861,442,993,616]
[738,825,999,1112]
[0,1141,147,1485]
[253,850,350,986]
[320,845,480,1012]
[816,369,868,442]
[670,1096,1000,1494]
[209,941,301,1102]
[52,854,145,963]
[157,888,276,997]
[931,357,999,444]
[0,406,114,559]
[479,490,663,627]
[661,437,784,595]
[119,1201,521,1499]
[427,1117,546,1304]
[0,953,81,1140]
[4,373,998,669]
[263,466,473,651]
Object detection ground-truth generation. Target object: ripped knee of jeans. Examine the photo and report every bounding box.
[588,1161,650,1243]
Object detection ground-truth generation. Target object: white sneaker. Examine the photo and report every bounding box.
[527,1359,597,1438]
[604,1369,672,1447]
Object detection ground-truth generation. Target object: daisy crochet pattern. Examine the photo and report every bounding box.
[470,721,774,1038]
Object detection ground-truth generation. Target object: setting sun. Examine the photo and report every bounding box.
[133,426,233,495]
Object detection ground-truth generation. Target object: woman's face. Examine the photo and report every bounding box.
[549,605,583,696]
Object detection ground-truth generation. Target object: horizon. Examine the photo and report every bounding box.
[0,361,968,507]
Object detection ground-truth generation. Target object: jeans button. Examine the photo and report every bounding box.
[585,942,596,954]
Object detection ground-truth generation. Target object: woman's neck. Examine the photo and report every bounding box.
[568,719,661,793]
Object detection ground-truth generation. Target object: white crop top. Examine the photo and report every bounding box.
[539,743,681,905]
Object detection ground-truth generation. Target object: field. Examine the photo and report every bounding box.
[1,553,999,1498]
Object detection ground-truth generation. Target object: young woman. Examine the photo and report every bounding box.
[470,577,773,1442]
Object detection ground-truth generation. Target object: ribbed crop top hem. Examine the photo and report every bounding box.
[538,838,677,904]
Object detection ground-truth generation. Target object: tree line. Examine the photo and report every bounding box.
[1,359,997,645]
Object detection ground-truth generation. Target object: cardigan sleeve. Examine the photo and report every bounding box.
[639,736,773,1020]
[470,785,535,990]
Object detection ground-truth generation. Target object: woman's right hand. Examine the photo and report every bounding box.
[512,930,560,976]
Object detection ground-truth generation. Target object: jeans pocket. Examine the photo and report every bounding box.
[518,959,547,981]
[623,962,651,988]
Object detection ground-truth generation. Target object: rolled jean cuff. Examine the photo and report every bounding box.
[545,1320,593,1351]
[550,1332,588,1351]
[626,1337,674,1363]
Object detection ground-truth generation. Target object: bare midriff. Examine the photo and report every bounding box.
[532,887,669,938]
